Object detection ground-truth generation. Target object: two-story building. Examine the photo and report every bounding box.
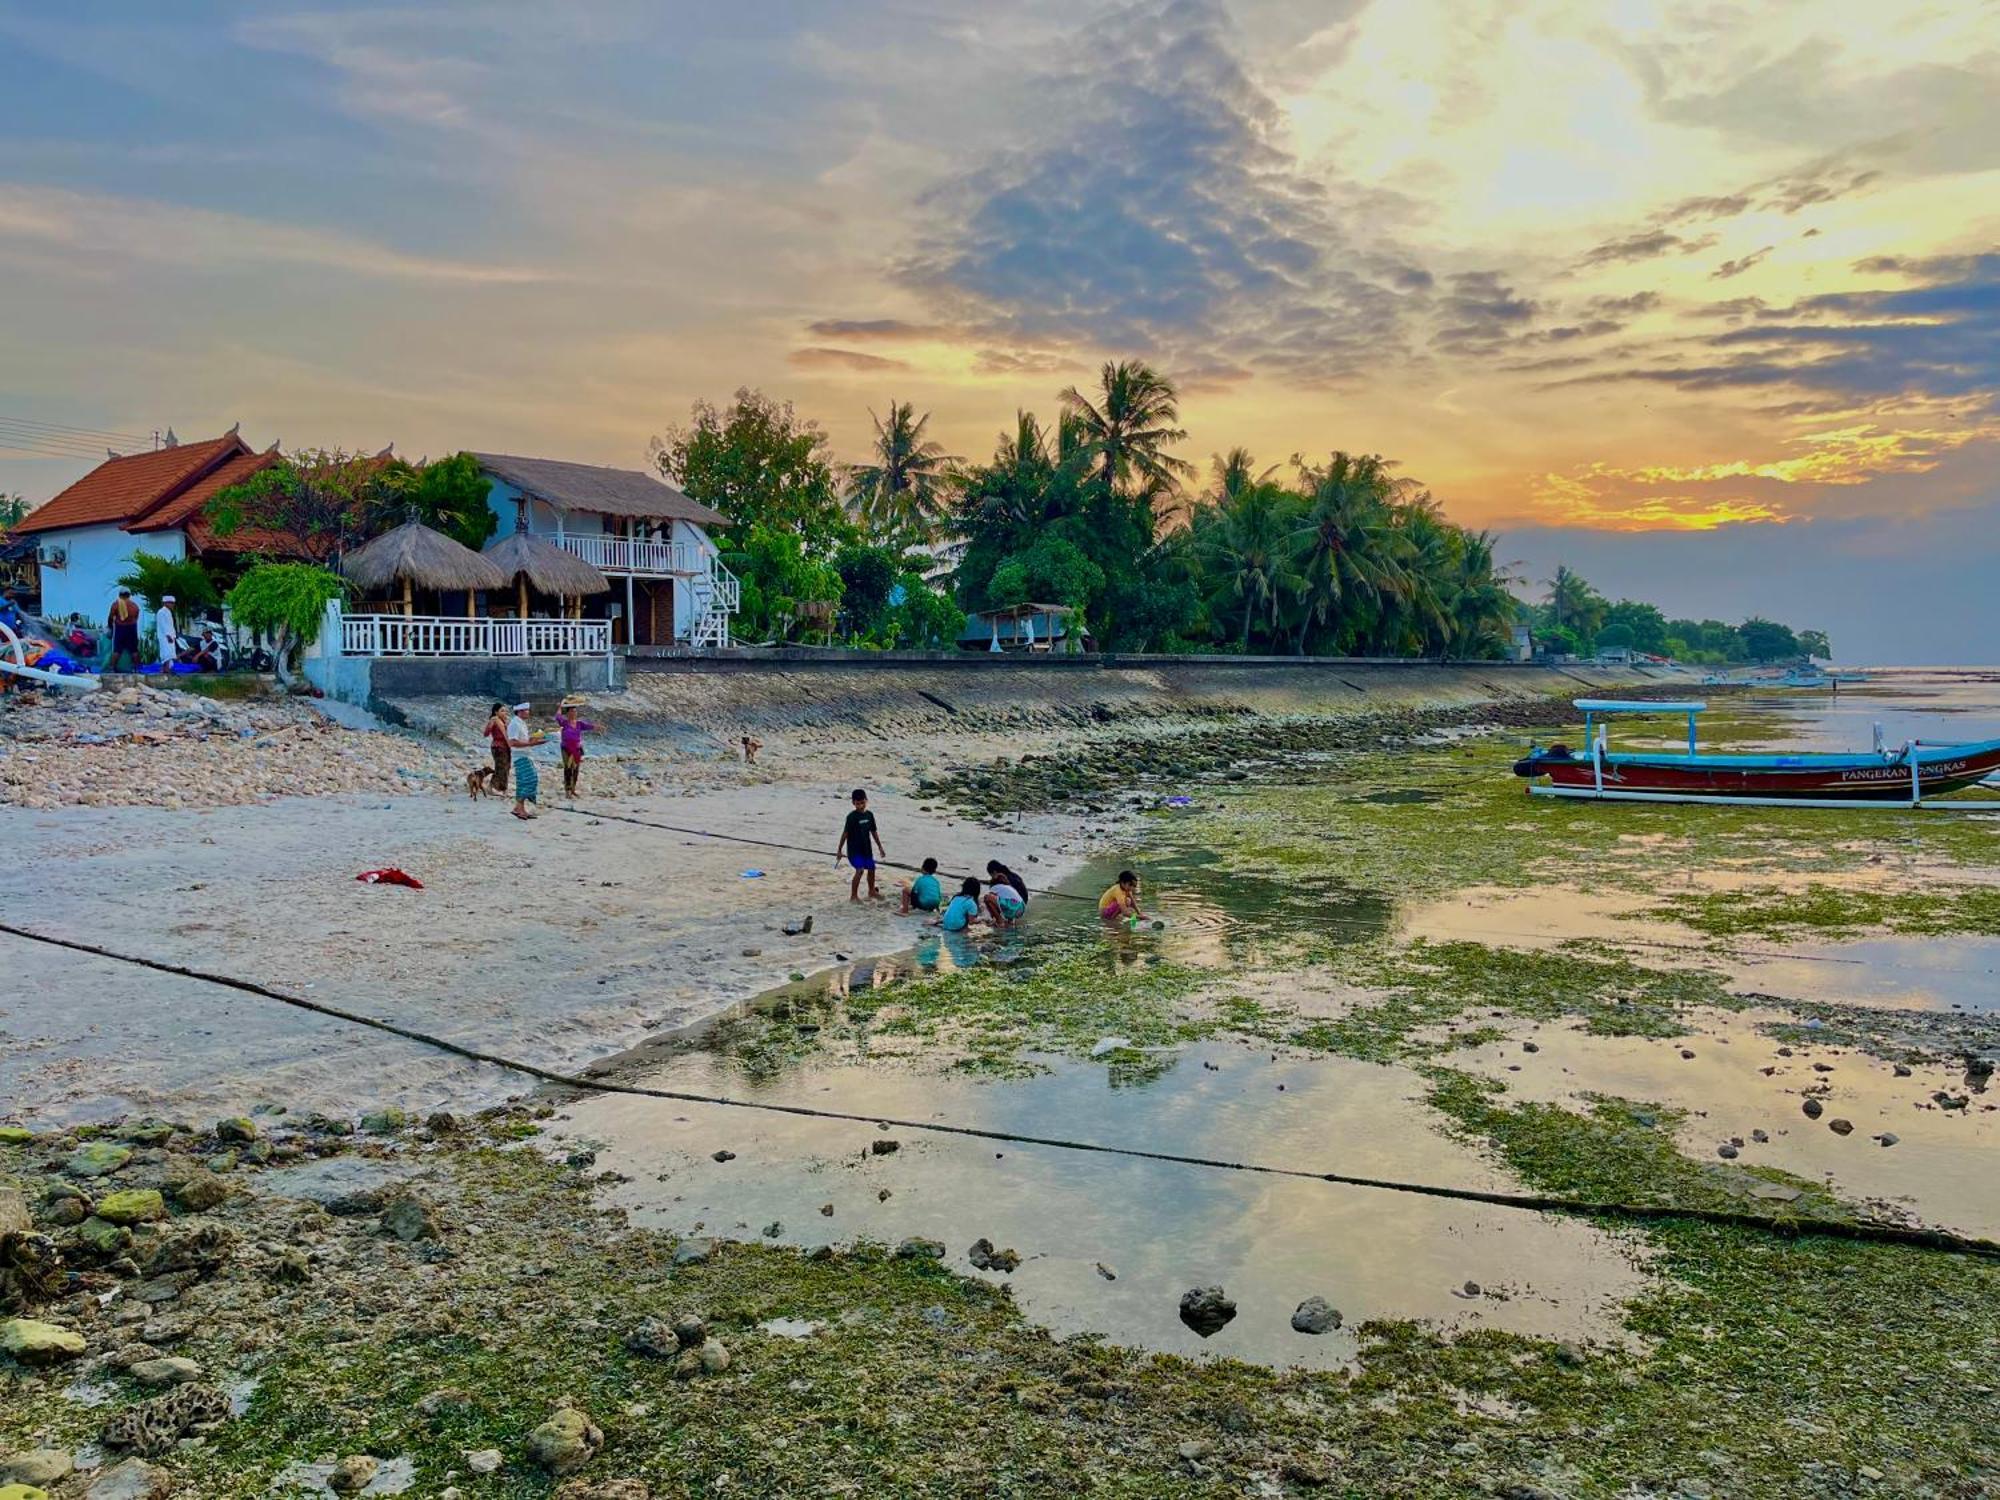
[470,453,739,648]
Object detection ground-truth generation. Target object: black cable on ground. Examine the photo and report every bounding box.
[4,920,1995,1263]
[551,803,2000,975]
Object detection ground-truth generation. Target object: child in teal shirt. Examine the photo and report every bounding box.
[899,857,943,914]
[937,878,983,933]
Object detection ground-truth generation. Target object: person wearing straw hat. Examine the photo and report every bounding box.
[505,701,545,819]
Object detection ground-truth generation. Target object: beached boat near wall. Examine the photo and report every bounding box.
[1512,700,2000,808]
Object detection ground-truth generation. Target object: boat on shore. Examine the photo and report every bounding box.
[1512,699,2000,807]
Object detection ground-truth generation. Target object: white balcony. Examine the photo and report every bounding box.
[554,533,702,576]
[337,612,610,658]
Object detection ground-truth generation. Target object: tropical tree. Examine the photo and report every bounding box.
[654,389,846,541]
[1440,529,1517,660]
[1738,616,1801,662]
[1543,564,1607,640]
[1059,360,1194,506]
[846,401,957,542]
[1287,452,1408,654]
[380,452,495,552]
[1196,480,1300,648]
[116,551,218,616]
[223,562,345,687]
[1797,628,1832,660]
[207,448,394,562]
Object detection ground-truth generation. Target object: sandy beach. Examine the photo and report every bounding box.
[0,711,1099,1128]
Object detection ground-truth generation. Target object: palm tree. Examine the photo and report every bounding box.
[1544,563,1606,642]
[848,401,958,541]
[1286,452,1409,654]
[1059,360,1195,507]
[1198,482,1301,649]
[1207,447,1279,506]
[1443,529,1518,660]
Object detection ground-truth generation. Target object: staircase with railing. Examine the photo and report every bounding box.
[687,556,740,649]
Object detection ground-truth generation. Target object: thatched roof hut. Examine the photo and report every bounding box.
[484,530,609,596]
[483,528,610,621]
[341,521,507,616]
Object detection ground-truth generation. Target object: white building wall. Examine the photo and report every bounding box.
[35,523,185,629]
[669,518,718,638]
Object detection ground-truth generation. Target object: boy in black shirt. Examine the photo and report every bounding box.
[835,787,886,901]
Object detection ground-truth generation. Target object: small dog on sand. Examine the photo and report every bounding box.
[466,766,496,800]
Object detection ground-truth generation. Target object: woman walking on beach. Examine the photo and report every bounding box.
[483,703,510,794]
[556,699,599,798]
[506,701,542,820]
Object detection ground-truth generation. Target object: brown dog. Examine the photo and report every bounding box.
[466,766,496,800]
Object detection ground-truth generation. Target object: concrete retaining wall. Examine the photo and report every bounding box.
[305,654,624,714]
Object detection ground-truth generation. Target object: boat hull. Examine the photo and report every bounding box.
[1525,740,2000,804]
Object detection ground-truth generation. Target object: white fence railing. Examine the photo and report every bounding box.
[555,534,700,575]
[337,612,610,658]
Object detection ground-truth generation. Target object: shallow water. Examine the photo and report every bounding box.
[552,1040,1649,1370]
[560,669,2000,1366]
[1449,1009,2000,1238]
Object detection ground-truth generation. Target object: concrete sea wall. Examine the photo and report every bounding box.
[371,652,1671,751]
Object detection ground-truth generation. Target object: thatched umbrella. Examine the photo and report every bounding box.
[484,530,610,621]
[341,520,507,618]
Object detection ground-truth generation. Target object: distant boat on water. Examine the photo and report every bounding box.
[1512,699,2000,807]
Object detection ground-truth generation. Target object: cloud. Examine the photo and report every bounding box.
[899,0,1432,383]
[787,346,912,372]
[971,347,1079,377]
[805,318,957,342]
[0,182,555,284]
[1711,246,1773,280]
[1550,253,2000,407]
[1575,230,1715,268]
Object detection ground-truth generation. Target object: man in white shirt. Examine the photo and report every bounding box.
[155,594,180,664]
[505,701,541,818]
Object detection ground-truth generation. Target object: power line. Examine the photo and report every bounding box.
[0,413,153,446]
[1,919,1993,1262]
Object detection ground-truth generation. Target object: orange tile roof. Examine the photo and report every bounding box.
[14,434,248,535]
[130,448,280,533]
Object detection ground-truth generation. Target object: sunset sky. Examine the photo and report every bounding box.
[2,1,1996,660]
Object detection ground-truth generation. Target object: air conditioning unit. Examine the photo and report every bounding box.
[37,545,67,569]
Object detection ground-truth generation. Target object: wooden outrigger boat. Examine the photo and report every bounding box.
[1512,699,2000,808]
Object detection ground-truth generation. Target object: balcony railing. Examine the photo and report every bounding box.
[337,612,610,658]
[554,534,701,575]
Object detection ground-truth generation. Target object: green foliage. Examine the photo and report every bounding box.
[1595,621,1636,652]
[207,448,393,562]
[722,523,842,642]
[1538,622,1583,658]
[655,389,845,540]
[387,452,495,551]
[846,401,957,544]
[833,544,898,632]
[1603,598,1668,653]
[1738,615,1801,662]
[116,551,218,614]
[1798,627,1832,660]
[987,534,1103,611]
[0,493,26,530]
[889,572,964,649]
[224,563,345,683]
[225,562,344,644]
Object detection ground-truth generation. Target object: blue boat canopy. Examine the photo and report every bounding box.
[1573,699,1707,713]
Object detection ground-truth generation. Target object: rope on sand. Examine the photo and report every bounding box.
[4,920,1996,1263]
[550,805,2000,974]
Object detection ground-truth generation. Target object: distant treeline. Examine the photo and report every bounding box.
[1535,564,1828,663]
